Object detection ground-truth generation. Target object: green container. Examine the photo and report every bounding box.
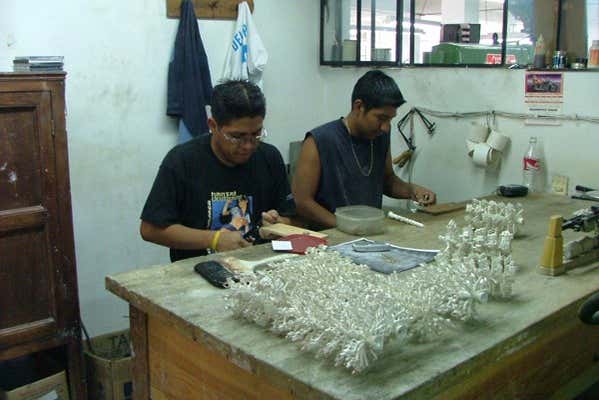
[428,43,534,65]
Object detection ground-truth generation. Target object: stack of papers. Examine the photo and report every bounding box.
[13,56,64,72]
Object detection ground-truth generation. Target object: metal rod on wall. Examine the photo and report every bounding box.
[371,0,377,61]
[409,0,415,63]
[396,0,402,65]
[501,0,508,64]
[357,0,363,62]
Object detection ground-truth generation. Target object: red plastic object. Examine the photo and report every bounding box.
[280,234,328,254]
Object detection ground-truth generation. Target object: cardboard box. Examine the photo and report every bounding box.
[84,330,132,400]
[0,371,69,400]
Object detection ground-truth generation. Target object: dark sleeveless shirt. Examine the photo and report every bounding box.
[308,119,389,213]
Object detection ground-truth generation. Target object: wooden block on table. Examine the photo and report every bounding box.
[419,202,467,215]
[260,223,327,238]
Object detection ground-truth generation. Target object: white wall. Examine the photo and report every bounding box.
[320,68,599,206]
[2,1,598,336]
[1,0,322,336]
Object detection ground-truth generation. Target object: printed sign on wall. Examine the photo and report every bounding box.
[524,72,563,124]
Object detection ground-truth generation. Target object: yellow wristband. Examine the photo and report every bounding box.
[210,230,222,252]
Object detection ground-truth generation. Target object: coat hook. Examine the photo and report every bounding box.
[208,0,219,11]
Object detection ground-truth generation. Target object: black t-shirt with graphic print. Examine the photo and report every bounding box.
[141,134,294,262]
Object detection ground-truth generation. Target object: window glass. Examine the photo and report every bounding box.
[413,0,443,64]
[505,1,535,66]
[360,0,398,62]
[480,1,505,46]
[401,0,411,63]
[589,0,599,43]
[376,3,399,62]
[320,0,564,68]
[419,0,508,65]
[322,0,359,63]
[360,0,372,61]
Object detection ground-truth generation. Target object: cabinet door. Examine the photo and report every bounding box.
[0,90,61,348]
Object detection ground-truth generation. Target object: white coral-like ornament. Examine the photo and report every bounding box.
[226,201,523,373]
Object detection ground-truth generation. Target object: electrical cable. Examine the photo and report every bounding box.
[414,107,599,124]
[80,317,95,355]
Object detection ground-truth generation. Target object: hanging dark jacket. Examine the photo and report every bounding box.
[167,0,213,138]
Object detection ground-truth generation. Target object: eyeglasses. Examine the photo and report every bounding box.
[220,128,268,146]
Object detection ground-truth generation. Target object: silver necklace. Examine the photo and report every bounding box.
[343,118,373,177]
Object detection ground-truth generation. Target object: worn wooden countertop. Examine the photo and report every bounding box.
[106,194,599,400]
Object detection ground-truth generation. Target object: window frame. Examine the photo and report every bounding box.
[319,0,403,67]
[319,0,545,68]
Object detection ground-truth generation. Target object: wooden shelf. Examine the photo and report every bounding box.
[167,0,254,19]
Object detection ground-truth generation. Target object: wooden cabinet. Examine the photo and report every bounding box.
[0,73,85,399]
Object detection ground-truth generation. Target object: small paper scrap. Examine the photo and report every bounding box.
[272,240,293,251]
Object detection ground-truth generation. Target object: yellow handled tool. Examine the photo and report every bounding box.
[393,149,413,167]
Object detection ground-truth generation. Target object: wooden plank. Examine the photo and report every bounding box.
[150,387,169,400]
[564,248,599,271]
[167,0,254,19]
[147,314,295,400]
[418,201,467,215]
[0,206,47,232]
[0,72,66,82]
[130,305,149,400]
[430,298,599,400]
[0,333,65,362]
[260,223,328,239]
[551,363,599,399]
[65,336,86,400]
[0,318,56,348]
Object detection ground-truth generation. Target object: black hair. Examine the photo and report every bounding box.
[351,70,406,111]
[211,80,266,126]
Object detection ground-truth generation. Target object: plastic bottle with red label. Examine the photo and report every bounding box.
[522,136,542,192]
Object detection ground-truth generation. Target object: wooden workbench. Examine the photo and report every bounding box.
[107,194,599,400]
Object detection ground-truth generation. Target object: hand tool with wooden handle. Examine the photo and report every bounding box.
[392,149,413,167]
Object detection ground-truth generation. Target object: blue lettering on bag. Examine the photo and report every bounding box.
[231,24,249,53]
[242,45,248,63]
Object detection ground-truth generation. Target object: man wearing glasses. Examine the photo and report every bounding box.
[141,80,294,262]
[292,70,436,229]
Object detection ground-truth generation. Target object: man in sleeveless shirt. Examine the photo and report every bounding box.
[141,80,295,261]
[292,70,436,229]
